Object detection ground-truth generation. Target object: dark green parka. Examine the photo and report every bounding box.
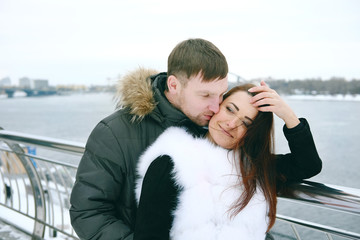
[70,68,205,240]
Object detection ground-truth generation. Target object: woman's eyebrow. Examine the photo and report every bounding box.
[230,102,239,111]
[245,116,254,123]
[229,102,253,122]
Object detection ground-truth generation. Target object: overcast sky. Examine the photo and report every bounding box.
[0,0,359,86]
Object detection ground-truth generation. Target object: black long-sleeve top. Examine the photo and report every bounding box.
[134,118,322,240]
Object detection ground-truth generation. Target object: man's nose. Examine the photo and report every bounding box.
[208,99,220,113]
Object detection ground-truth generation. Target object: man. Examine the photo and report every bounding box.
[70,38,229,240]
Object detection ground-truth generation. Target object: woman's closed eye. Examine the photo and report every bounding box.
[242,120,250,128]
[226,106,235,113]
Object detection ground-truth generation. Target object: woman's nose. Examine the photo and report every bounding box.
[227,117,240,128]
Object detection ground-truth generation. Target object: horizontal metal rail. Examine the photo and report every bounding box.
[276,214,360,240]
[0,129,82,239]
[0,129,360,239]
[0,129,85,155]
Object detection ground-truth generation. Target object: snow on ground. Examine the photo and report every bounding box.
[0,174,76,239]
[0,220,31,240]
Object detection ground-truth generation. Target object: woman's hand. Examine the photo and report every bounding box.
[248,81,300,129]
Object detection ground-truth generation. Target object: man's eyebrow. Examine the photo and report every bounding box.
[230,102,239,111]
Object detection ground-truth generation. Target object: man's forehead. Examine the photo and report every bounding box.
[195,87,227,95]
[187,75,228,91]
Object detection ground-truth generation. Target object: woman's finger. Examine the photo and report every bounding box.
[252,98,278,108]
[257,105,275,112]
[248,85,268,93]
[250,91,277,104]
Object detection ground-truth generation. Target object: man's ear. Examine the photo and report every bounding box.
[167,75,180,93]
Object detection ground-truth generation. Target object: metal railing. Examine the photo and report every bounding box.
[0,129,84,239]
[0,129,359,240]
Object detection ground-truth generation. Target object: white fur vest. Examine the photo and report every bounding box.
[135,127,268,240]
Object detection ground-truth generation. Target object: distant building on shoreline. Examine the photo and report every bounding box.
[19,77,31,88]
[33,79,49,90]
[0,77,11,87]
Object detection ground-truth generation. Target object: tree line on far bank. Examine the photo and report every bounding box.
[260,77,360,95]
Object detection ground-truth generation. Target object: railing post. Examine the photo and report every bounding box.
[5,141,46,239]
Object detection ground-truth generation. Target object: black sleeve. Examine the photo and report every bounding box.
[70,122,132,240]
[276,118,322,182]
[134,155,179,240]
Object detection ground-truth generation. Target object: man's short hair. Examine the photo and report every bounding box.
[167,38,228,86]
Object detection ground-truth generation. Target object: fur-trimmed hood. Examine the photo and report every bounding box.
[114,67,207,136]
[115,67,160,122]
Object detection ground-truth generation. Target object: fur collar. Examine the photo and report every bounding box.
[114,67,160,122]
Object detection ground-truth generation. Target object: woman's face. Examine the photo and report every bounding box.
[208,91,258,149]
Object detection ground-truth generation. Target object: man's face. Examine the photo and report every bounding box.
[176,73,228,126]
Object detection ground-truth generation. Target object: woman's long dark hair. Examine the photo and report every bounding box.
[225,84,277,232]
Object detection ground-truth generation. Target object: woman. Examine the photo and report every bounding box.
[134,82,322,240]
